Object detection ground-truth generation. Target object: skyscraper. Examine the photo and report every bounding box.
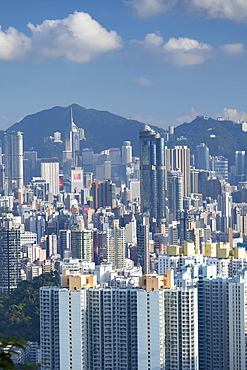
[106,220,126,269]
[71,229,93,261]
[170,145,190,197]
[4,131,24,192]
[235,150,245,176]
[0,226,21,296]
[70,108,85,166]
[139,125,167,225]
[167,170,183,221]
[195,143,210,171]
[122,140,132,165]
[40,158,59,196]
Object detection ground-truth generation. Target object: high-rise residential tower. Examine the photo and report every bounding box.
[0,226,21,296]
[170,145,190,197]
[4,131,24,192]
[40,158,59,196]
[139,125,167,225]
[167,170,183,221]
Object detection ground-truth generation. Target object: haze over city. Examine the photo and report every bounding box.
[1,0,247,130]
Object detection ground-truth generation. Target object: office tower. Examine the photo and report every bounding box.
[235,151,245,176]
[71,167,84,193]
[40,158,59,196]
[93,230,107,264]
[59,229,71,257]
[212,156,228,181]
[92,180,116,210]
[106,220,125,269]
[167,170,183,221]
[4,131,24,192]
[171,145,190,197]
[82,148,94,173]
[195,143,209,171]
[136,215,150,274]
[0,227,21,296]
[24,151,38,185]
[71,229,93,261]
[139,125,167,224]
[202,177,223,200]
[122,140,132,164]
[70,109,85,166]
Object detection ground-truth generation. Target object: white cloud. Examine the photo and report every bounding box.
[220,43,245,54]
[135,76,154,86]
[176,108,201,123]
[220,108,247,122]
[187,0,247,22]
[163,37,212,65]
[0,11,122,62]
[143,32,164,47]
[134,32,213,66]
[125,0,247,21]
[125,0,177,18]
[0,26,31,60]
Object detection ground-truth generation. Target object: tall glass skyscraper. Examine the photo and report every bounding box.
[139,125,166,225]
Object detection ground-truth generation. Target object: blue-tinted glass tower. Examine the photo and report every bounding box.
[139,125,166,225]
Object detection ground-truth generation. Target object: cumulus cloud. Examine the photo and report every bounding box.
[0,26,31,60]
[220,43,245,54]
[125,0,177,18]
[187,0,247,22]
[135,76,154,86]
[163,37,212,66]
[220,108,247,122]
[134,32,213,66]
[0,11,122,62]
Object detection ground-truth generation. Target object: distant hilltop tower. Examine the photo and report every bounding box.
[69,107,86,166]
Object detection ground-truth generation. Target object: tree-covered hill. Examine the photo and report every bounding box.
[6,104,164,158]
[169,116,247,165]
[0,272,59,343]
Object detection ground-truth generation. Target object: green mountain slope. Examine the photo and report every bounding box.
[7,104,163,158]
[169,116,247,164]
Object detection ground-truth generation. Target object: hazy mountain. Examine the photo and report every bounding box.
[6,104,164,158]
[4,107,247,165]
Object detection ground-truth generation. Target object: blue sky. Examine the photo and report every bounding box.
[0,0,247,130]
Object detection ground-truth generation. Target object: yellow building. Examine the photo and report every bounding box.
[62,269,97,290]
[139,270,174,291]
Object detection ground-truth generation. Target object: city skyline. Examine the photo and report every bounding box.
[0,0,247,130]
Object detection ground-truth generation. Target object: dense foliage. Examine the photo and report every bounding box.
[0,272,59,343]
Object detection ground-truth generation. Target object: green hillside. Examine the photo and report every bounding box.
[169,116,247,164]
[7,104,163,158]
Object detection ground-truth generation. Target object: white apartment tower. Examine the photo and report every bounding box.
[40,158,59,196]
[40,273,199,370]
